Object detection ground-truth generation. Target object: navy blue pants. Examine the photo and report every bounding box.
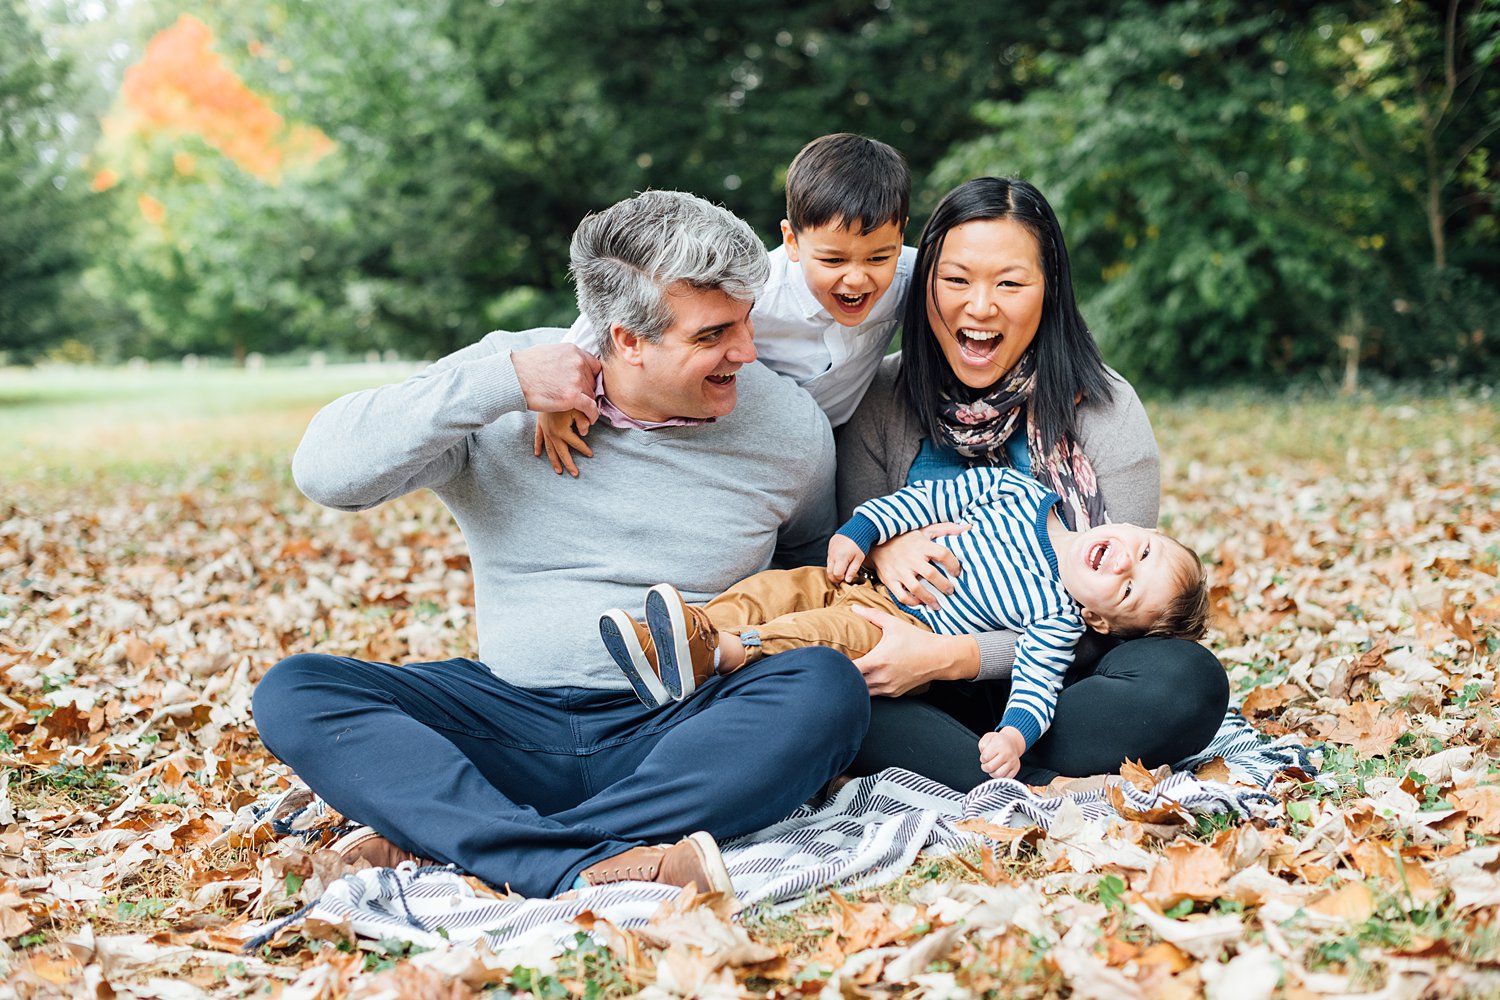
[251,647,869,898]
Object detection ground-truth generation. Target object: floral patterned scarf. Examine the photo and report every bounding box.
[935,350,1107,530]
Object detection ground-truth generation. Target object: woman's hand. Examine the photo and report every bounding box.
[850,606,979,696]
[866,523,968,608]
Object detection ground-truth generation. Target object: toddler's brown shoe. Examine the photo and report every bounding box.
[645,584,721,700]
[600,609,670,708]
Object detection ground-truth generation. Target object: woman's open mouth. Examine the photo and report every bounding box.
[955,328,1003,365]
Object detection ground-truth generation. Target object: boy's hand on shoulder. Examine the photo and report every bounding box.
[977,726,1026,779]
[825,535,866,583]
[533,409,595,477]
[511,343,601,420]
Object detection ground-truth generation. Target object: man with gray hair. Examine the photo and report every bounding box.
[252,190,869,899]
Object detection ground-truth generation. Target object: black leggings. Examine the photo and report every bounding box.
[846,636,1230,789]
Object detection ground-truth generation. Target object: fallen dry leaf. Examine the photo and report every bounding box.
[1318,700,1409,755]
[1140,842,1232,911]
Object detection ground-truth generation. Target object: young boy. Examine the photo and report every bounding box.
[535,133,916,474]
[599,467,1210,780]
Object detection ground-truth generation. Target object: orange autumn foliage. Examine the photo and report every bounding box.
[137,193,166,225]
[118,14,333,183]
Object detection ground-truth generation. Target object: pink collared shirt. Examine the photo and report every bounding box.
[594,373,713,430]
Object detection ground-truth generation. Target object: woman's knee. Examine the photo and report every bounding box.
[1099,638,1229,729]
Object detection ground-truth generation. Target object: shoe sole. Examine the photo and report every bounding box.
[687,831,736,897]
[600,610,668,708]
[645,584,695,700]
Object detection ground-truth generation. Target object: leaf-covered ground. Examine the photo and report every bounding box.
[2,369,1497,998]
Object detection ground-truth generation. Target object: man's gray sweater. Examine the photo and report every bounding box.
[293,328,835,689]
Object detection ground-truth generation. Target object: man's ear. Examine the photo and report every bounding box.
[780,220,800,262]
[609,323,647,367]
[1080,607,1111,634]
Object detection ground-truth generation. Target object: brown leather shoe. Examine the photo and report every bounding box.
[329,826,436,869]
[579,831,734,897]
[645,584,721,700]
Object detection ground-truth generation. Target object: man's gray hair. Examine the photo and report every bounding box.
[570,190,769,358]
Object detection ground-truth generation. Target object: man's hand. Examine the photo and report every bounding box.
[849,606,978,697]
[826,535,866,583]
[511,343,602,421]
[533,409,595,477]
[978,726,1027,779]
[866,523,968,609]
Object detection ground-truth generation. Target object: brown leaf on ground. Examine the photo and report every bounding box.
[1447,785,1500,835]
[1328,640,1389,701]
[1193,758,1232,784]
[1349,839,1439,902]
[1119,759,1161,791]
[1306,881,1375,923]
[1105,784,1192,826]
[955,817,1046,857]
[1317,700,1408,755]
[1242,684,1303,717]
[1140,842,1232,911]
[809,893,916,964]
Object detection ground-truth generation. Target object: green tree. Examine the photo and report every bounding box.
[192,0,1094,358]
[0,0,93,359]
[934,0,1499,388]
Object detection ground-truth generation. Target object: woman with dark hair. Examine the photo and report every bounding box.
[837,176,1229,790]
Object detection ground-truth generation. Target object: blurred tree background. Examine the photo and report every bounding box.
[3,0,1497,387]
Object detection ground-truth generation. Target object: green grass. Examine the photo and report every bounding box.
[0,361,418,487]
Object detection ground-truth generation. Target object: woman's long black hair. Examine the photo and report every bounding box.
[899,176,1114,451]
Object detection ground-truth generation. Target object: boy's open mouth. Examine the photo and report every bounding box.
[833,292,870,312]
[706,373,735,386]
[1088,540,1111,570]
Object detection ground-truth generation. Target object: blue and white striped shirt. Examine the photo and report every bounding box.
[837,467,1084,749]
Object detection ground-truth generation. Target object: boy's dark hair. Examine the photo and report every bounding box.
[1113,538,1210,642]
[785,133,910,235]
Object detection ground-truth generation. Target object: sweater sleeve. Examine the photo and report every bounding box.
[848,467,1006,547]
[997,613,1086,748]
[292,332,534,511]
[1077,370,1161,528]
[772,423,838,569]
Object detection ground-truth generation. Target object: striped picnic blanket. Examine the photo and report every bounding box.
[246,713,1303,957]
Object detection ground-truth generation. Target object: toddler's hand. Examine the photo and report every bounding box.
[978,726,1027,779]
[533,409,595,477]
[826,535,866,583]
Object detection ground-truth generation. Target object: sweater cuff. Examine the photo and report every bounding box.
[472,351,532,421]
[972,631,1017,682]
[998,711,1042,749]
[835,514,882,554]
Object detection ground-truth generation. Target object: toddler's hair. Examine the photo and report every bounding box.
[1114,537,1210,642]
[785,133,909,236]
